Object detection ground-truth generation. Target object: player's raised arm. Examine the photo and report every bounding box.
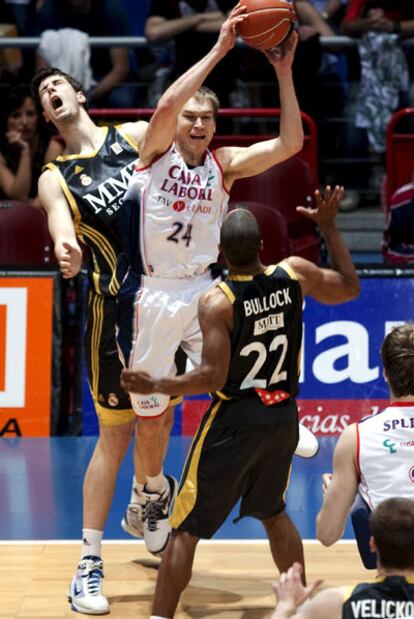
[286,186,360,304]
[138,4,246,165]
[218,32,303,187]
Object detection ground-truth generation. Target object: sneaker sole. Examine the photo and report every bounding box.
[68,595,110,615]
[121,516,144,539]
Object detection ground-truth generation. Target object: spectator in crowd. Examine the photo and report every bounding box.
[338,0,414,210]
[316,322,414,569]
[383,171,414,263]
[0,85,62,205]
[270,498,414,619]
[4,0,36,35]
[304,0,346,26]
[144,0,241,125]
[35,0,136,108]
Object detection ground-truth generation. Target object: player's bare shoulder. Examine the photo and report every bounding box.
[199,283,233,327]
[119,120,149,149]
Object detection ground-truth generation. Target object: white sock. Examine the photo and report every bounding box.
[81,529,103,559]
[145,472,167,494]
[131,476,145,502]
[150,616,170,619]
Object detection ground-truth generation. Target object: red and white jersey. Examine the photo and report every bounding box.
[357,402,414,509]
[130,143,229,278]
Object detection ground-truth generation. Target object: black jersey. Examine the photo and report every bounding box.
[44,125,139,297]
[343,576,414,619]
[216,262,302,404]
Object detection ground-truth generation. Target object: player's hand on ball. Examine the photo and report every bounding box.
[263,30,298,70]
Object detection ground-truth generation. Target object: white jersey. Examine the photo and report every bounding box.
[128,143,229,278]
[357,403,414,509]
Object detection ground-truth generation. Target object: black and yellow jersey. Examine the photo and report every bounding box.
[44,125,139,297]
[342,576,414,619]
[215,261,302,402]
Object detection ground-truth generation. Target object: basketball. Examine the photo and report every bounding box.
[237,0,297,51]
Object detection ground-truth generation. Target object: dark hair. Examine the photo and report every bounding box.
[220,208,261,266]
[31,67,86,113]
[0,85,36,143]
[381,323,414,397]
[2,85,33,121]
[370,498,414,570]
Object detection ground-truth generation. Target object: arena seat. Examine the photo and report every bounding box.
[229,157,320,263]
[385,108,414,211]
[0,201,54,268]
[228,201,290,264]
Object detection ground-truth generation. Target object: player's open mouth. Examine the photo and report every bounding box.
[51,96,63,110]
[190,135,206,140]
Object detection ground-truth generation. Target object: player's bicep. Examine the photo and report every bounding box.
[285,256,349,304]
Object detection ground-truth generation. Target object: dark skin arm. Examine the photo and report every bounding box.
[120,287,233,396]
[286,185,360,304]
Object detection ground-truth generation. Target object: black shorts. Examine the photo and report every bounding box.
[84,291,134,425]
[170,396,299,538]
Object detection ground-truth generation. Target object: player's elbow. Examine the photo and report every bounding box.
[202,366,227,393]
[341,279,361,302]
[316,515,342,546]
[317,527,340,547]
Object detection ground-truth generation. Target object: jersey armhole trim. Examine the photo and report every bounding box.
[115,124,139,151]
[342,585,355,602]
[135,143,174,172]
[218,281,235,304]
[277,260,298,280]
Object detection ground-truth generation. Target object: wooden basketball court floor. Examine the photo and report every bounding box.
[0,436,371,618]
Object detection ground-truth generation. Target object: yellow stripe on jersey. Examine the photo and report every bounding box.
[90,293,104,402]
[78,223,119,295]
[264,264,277,276]
[115,125,139,151]
[228,274,253,281]
[44,162,83,231]
[218,282,236,305]
[170,400,222,529]
[55,127,109,161]
[282,464,293,503]
[215,390,231,400]
[277,260,298,280]
[342,585,356,602]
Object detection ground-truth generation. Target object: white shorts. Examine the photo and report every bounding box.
[127,272,217,417]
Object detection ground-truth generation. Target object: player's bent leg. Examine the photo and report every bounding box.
[134,408,178,556]
[295,423,319,458]
[263,510,306,585]
[69,417,134,615]
[351,493,376,569]
[122,406,176,540]
[152,531,199,619]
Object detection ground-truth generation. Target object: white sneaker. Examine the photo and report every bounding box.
[121,502,144,538]
[142,475,178,557]
[295,424,319,458]
[68,556,109,615]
